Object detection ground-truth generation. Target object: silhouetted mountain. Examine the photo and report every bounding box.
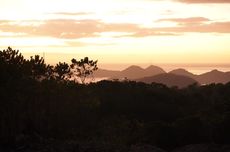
[95,65,230,84]
[170,69,230,84]
[136,73,198,88]
[169,68,196,78]
[145,65,166,76]
[119,65,146,79]
[197,70,230,84]
[94,65,165,80]
[119,65,166,79]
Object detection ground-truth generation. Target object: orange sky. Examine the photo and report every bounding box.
[0,0,230,68]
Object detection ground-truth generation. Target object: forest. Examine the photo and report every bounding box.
[0,47,230,152]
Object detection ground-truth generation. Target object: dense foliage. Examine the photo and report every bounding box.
[0,47,230,151]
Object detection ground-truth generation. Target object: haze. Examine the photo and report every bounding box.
[1,0,230,69]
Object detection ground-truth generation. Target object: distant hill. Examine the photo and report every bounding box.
[169,68,230,85]
[94,65,165,80]
[94,65,230,85]
[136,73,198,88]
[197,70,230,84]
[145,65,166,76]
[169,68,196,78]
[118,65,146,79]
[118,65,166,79]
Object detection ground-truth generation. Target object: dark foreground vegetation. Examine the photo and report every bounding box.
[0,47,230,151]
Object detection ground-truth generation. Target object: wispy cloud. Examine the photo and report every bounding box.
[48,12,92,16]
[157,17,210,24]
[1,18,230,39]
[154,21,230,33]
[0,31,28,37]
[65,40,115,47]
[0,19,142,39]
[175,0,230,3]
[116,31,179,38]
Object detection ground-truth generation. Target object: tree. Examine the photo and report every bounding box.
[70,57,98,84]
[0,47,25,82]
[0,47,25,65]
[54,62,70,81]
[23,55,49,80]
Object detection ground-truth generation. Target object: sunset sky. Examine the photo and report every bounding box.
[1,0,230,70]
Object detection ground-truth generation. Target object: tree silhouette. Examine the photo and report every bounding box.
[0,47,25,82]
[70,57,98,83]
[54,62,70,81]
[0,47,25,65]
[23,55,50,80]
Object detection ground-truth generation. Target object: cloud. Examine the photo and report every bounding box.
[116,31,179,38]
[153,17,230,33]
[157,17,210,24]
[49,12,92,16]
[175,0,230,3]
[0,19,142,39]
[117,20,230,37]
[36,19,101,38]
[65,41,115,47]
[1,18,230,39]
[0,32,27,38]
[153,21,230,33]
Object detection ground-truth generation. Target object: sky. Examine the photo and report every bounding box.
[0,0,230,70]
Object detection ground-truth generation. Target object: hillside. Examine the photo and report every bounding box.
[169,68,196,79]
[169,68,230,85]
[197,70,230,84]
[136,73,198,88]
[118,65,146,79]
[94,65,166,79]
[95,66,230,86]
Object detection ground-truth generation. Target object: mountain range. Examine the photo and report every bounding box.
[169,68,230,84]
[119,65,166,79]
[94,65,230,88]
[95,65,165,79]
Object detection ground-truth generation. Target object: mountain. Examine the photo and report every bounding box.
[119,65,166,79]
[170,69,230,84]
[94,65,166,80]
[136,73,198,88]
[94,65,230,85]
[197,70,230,84]
[169,68,196,78]
[118,65,146,79]
[145,65,166,76]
